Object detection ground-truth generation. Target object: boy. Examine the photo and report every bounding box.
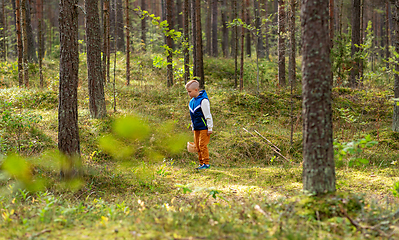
[185,80,213,170]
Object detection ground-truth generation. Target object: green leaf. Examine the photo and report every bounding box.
[113,115,150,140]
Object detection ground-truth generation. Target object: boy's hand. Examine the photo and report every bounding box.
[207,130,212,136]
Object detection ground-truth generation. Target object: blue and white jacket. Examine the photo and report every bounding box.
[189,90,213,131]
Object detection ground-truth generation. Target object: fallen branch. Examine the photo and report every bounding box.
[254,130,281,152]
[31,229,51,238]
[243,128,290,163]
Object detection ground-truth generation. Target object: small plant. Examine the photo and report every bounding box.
[334,135,378,167]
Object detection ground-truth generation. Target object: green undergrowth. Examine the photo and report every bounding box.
[1,54,399,239]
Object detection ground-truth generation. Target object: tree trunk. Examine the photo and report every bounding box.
[115,0,124,52]
[245,0,251,57]
[21,0,28,87]
[25,0,37,62]
[166,0,173,87]
[386,1,390,70]
[392,0,399,132]
[0,1,4,60]
[141,0,146,52]
[126,0,130,85]
[176,0,183,30]
[183,0,189,83]
[86,0,107,119]
[59,0,81,176]
[288,0,296,86]
[302,0,335,194]
[221,0,228,57]
[278,0,286,87]
[103,0,110,83]
[350,0,360,88]
[195,0,204,88]
[38,0,43,87]
[205,0,211,55]
[329,0,334,48]
[254,0,264,59]
[191,0,197,77]
[264,0,269,60]
[16,0,23,87]
[211,0,218,57]
[239,1,244,91]
[234,0,238,88]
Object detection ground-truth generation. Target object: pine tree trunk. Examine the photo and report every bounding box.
[350,0,360,88]
[205,0,211,56]
[191,0,197,77]
[264,0,269,60]
[103,0,110,83]
[110,0,115,52]
[16,0,23,87]
[245,0,251,57]
[25,0,37,62]
[126,0,130,85]
[329,0,334,48]
[211,0,218,57]
[141,0,146,52]
[195,0,204,88]
[21,0,28,87]
[176,0,183,30]
[221,0,228,57]
[302,0,335,194]
[254,0,264,58]
[166,0,173,87]
[239,1,244,91]
[288,0,296,86]
[116,0,124,52]
[234,0,238,88]
[392,1,399,132]
[386,1,390,70]
[59,0,81,176]
[86,0,107,119]
[38,0,43,88]
[0,1,4,60]
[278,0,286,87]
[183,0,189,83]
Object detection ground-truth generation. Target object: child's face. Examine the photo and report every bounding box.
[186,87,199,98]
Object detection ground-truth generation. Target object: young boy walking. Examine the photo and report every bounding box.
[185,80,213,170]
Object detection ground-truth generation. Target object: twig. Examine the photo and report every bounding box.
[31,229,51,238]
[243,128,290,162]
[254,130,281,152]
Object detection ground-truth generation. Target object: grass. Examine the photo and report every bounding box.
[0,53,399,239]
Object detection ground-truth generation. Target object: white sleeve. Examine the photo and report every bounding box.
[201,99,213,131]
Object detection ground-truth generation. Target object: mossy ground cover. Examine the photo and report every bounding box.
[0,54,399,239]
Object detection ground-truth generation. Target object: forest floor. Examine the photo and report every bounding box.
[0,54,399,239]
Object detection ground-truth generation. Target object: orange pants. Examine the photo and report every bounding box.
[194,130,210,165]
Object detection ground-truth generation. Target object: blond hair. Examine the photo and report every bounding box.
[185,80,199,90]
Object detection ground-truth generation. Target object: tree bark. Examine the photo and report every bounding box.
[115,0,124,52]
[38,0,43,87]
[386,1,390,70]
[205,0,211,55]
[239,1,244,91]
[191,0,197,77]
[264,0,270,60]
[0,1,4,60]
[392,0,399,132]
[59,0,80,175]
[176,0,183,30]
[278,0,286,87]
[141,0,146,52]
[221,0,228,57]
[21,0,28,87]
[329,0,334,48]
[245,0,251,57]
[211,0,218,57]
[166,0,173,87]
[195,0,204,88]
[254,0,264,58]
[183,0,189,83]
[302,0,335,194]
[86,0,107,119]
[350,0,360,88]
[16,0,23,87]
[25,0,37,62]
[288,0,296,86]
[126,0,130,85]
[234,0,238,88]
[103,0,110,83]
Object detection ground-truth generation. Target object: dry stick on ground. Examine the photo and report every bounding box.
[339,204,394,238]
[243,128,290,162]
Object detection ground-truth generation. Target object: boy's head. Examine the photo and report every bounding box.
[185,80,200,98]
